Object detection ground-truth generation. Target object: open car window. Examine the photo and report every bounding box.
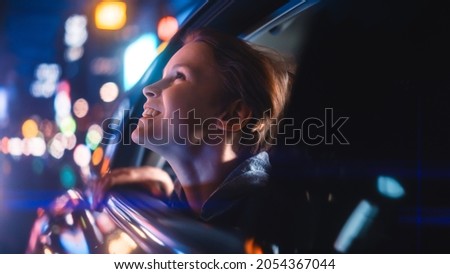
[139,0,318,176]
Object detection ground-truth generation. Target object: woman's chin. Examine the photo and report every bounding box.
[131,127,165,150]
[131,128,143,145]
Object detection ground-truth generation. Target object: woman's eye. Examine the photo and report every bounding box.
[175,71,186,80]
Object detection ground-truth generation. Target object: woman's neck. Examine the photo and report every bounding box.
[166,145,246,215]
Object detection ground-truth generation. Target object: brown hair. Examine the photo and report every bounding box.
[183,28,295,153]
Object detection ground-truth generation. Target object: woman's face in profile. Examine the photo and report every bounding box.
[132,42,227,151]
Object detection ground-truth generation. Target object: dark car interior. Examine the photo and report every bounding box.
[269,0,450,252]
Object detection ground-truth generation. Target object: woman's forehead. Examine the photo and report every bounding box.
[164,42,214,72]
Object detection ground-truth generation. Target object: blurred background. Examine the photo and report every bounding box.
[0,0,201,253]
[2,0,450,254]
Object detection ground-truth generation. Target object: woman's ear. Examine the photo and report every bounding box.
[216,100,252,132]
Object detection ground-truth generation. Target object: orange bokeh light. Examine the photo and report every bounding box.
[22,119,39,139]
[92,146,104,166]
[1,137,9,154]
[95,1,127,30]
[157,16,178,42]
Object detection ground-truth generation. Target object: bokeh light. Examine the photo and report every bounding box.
[22,138,32,156]
[54,91,72,117]
[58,80,71,94]
[64,14,88,62]
[65,134,77,150]
[53,133,76,151]
[157,16,178,42]
[29,137,47,157]
[40,119,57,139]
[86,124,103,150]
[54,133,68,149]
[95,1,127,30]
[377,176,405,199]
[64,15,88,47]
[0,87,8,127]
[99,82,119,103]
[100,157,110,176]
[73,98,89,118]
[22,119,39,139]
[123,33,158,90]
[92,147,104,166]
[58,116,77,137]
[334,200,379,253]
[8,138,23,156]
[60,164,76,189]
[65,47,85,62]
[73,144,91,167]
[48,137,65,159]
[1,137,9,154]
[31,63,61,98]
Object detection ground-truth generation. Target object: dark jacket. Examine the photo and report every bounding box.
[167,152,286,252]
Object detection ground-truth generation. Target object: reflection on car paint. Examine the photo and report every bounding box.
[334,199,379,253]
[26,188,245,254]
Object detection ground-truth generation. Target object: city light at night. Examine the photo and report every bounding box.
[95,1,127,30]
[123,34,158,90]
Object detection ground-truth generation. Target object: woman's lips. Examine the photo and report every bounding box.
[142,107,161,118]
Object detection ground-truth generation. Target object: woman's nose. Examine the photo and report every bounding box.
[143,83,161,98]
[142,78,170,98]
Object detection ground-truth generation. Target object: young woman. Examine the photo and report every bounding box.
[93,28,294,246]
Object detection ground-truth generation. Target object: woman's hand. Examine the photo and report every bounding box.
[92,166,174,211]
